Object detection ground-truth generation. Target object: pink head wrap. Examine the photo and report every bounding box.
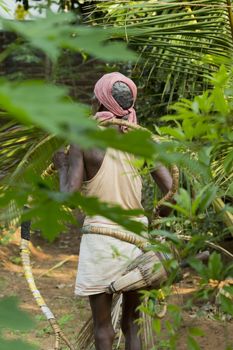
[94,72,137,129]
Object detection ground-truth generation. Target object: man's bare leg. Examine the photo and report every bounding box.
[121,290,142,350]
[89,293,115,350]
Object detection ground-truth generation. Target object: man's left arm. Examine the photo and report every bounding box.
[150,164,175,217]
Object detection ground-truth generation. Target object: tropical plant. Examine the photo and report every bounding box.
[87,1,233,242]
[0,2,233,350]
[0,9,146,349]
[0,297,37,350]
[88,0,233,123]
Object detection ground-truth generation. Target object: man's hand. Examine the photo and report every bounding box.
[52,149,68,170]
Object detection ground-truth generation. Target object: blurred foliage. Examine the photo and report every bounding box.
[2,11,137,62]
[0,297,36,350]
[0,8,145,349]
[0,2,233,350]
[159,65,233,193]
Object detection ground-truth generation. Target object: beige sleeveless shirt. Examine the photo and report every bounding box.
[82,148,144,226]
[76,148,147,296]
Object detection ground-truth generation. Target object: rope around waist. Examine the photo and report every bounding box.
[82,225,150,252]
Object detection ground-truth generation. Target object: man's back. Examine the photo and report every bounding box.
[83,148,143,209]
[53,72,174,350]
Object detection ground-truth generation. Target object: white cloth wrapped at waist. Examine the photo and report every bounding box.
[75,216,148,297]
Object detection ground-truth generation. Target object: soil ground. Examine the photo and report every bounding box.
[0,230,233,350]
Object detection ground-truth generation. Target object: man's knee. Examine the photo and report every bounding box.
[94,324,115,344]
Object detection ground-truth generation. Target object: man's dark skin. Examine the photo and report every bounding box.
[53,101,173,350]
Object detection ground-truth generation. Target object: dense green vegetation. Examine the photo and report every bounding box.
[0,1,233,349]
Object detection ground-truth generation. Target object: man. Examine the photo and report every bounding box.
[53,72,173,350]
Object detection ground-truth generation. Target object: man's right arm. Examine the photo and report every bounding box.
[53,145,84,193]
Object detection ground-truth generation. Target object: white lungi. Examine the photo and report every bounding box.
[75,218,148,296]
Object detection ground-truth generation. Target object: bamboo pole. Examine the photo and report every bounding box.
[20,238,75,350]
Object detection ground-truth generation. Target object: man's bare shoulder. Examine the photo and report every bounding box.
[83,148,105,161]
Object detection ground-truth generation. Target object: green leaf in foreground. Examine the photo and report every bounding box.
[1,11,137,62]
[187,335,201,350]
[0,169,145,240]
[0,338,37,350]
[22,190,145,240]
[0,79,213,172]
[207,252,223,280]
[69,192,145,235]
[189,327,205,337]
[0,80,154,158]
[90,128,155,158]
[219,294,233,317]
[72,26,137,62]
[150,229,180,244]
[0,80,95,147]
[0,297,35,331]
[188,258,208,281]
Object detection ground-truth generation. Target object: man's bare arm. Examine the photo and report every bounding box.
[150,164,173,194]
[150,164,175,217]
[53,145,84,193]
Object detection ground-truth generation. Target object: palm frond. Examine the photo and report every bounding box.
[88,0,233,113]
[0,111,62,183]
[0,116,62,227]
[9,134,61,184]
[0,114,44,181]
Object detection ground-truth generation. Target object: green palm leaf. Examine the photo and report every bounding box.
[0,110,62,226]
[0,113,44,182]
[88,0,233,111]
